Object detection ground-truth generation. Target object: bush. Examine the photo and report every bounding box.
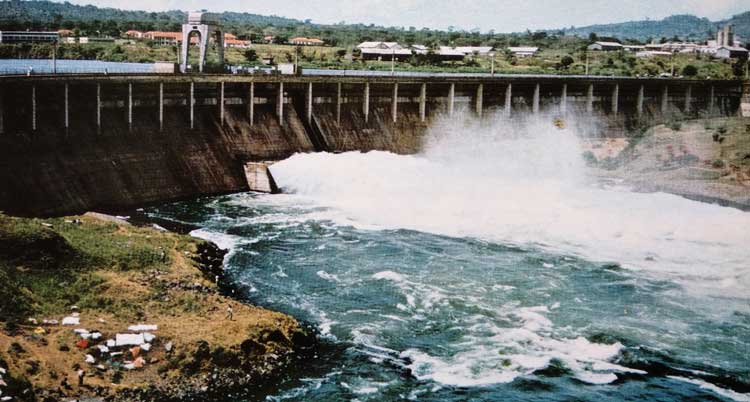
[682,64,698,77]
[243,49,258,62]
[669,121,682,131]
[559,55,574,70]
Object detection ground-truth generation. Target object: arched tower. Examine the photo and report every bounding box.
[180,11,224,73]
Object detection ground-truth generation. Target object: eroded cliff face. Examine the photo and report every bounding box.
[0,97,429,216]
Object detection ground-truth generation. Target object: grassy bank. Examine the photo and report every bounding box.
[0,213,313,401]
[0,41,740,79]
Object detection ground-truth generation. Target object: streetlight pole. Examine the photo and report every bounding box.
[490,52,495,75]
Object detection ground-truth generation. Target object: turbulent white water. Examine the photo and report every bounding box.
[166,112,750,401]
[270,114,750,299]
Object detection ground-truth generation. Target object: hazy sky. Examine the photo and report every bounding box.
[61,0,750,32]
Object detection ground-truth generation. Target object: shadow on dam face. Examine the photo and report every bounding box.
[0,78,741,216]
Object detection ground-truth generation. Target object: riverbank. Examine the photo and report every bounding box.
[585,116,750,211]
[0,213,315,402]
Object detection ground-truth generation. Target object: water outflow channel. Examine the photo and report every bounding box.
[147,114,750,402]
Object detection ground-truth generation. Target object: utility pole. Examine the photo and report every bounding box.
[294,46,299,75]
[671,52,675,77]
[585,51,589,75]
[391,48,395,76]
[52,40,57,74]
[490,52,495,75]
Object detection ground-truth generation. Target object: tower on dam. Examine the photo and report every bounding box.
[180,11,224,73]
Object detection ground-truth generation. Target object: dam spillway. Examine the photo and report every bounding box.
[0,73,744,216]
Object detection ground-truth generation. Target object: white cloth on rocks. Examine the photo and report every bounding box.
[128,324,157,332]
[115,333,145,346]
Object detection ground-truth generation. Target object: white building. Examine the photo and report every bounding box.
[587,41,623,51]
[0,31,59,43]
[507,46,538,57]
[635,50,673,58]
[716,46,749,59]
[440,46,493,56]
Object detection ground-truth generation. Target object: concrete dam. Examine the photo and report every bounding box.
[0,73,744,216]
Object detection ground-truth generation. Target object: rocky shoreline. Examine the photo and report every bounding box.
[588,117,750,212]
[0,214,317,402]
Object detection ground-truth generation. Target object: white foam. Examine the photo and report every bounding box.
[398,299,632,388]
[317,270,341,282]
[269,114,750,298]
[372,270,405,282]
[667,376,750,402]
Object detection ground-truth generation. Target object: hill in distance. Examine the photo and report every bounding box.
[0,0,749,45]
[554,13,750,42]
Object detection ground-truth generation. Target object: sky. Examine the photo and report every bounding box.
[60,0,750,32]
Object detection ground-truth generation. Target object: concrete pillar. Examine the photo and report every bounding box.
[128,82,133,130]
[636,85,644,117]
[277,82,284,125]
[189,82,195,129]
[158,83,164,131]
[363,82,370,123]
[661,85,669,114]
[419,83,427,122]
[709,85,715,116]
[448,83,455,117]
[505,84,512,117]
[248,82,254,125]
[476,84,484,117]
[64,83,69,130]
[219,82,225,125]
[561,84,567,114]
[31,85,37,131]
[96,83,101,130]
[532,83,540,114]
[611,83,619,114]
[336,82,342,124]
[586,83,594,113]
[391,82,398,123]
[684,85,692,114]
[306,82,313,125]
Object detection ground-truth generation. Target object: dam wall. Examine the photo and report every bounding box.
[0,74,743,216]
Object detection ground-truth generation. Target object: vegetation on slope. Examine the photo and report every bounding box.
[0,213,314,401]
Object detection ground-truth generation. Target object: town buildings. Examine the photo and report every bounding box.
[507,46,539,57]
[289,37,324,46]
[0,31,59,43]
[587,41,623,51]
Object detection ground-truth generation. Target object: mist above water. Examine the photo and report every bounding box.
[270,111,750,298]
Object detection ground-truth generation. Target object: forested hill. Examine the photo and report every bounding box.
[1,0,749,47]
[555,13,750,42]
[0,0,302,32]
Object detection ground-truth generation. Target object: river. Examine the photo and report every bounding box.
[146,113,749,401]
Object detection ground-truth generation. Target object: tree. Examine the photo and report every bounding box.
[243,49,258,62]
[559,55,574,70]
[682,64,698,77]
[588,32,598,42]
[732,58,747,78]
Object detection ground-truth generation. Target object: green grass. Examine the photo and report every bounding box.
[1,42,738,79]
[0,214,176,325]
